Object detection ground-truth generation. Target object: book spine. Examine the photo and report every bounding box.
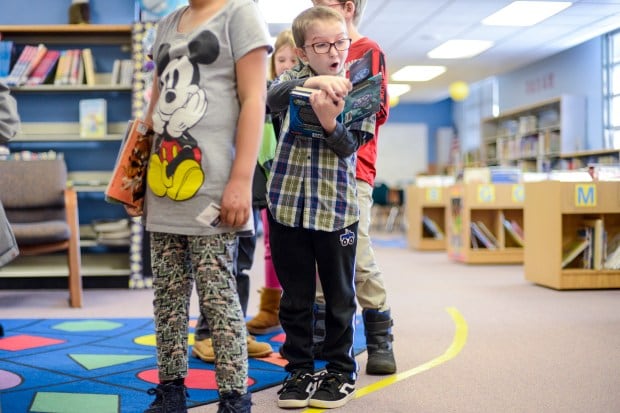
[5,45,36,86]
[19,43,47,85]
[81,48,96,86]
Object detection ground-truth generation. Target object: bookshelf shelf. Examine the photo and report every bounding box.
[10,84,132,92]
[524,181,620,289]
[406,185,448,251]
[0,24,132,45]
[481,95,586,172]
[446,183,525,264]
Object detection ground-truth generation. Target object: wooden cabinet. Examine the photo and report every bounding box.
[481,95,586,172]
[1,25,133,278]
[447,183,525,264]
[406,185,448,251]
[524,181,620,289]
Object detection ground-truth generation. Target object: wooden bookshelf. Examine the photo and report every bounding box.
[524,181,620,289]
[406,185,448,250]
[447,183,525,264]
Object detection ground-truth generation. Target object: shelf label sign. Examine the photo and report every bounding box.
[477,184,495,203]
[511,184,524,203]
[425,187,442,202]
[575,184,596,207]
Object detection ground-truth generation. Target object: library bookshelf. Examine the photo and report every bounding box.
[524,181,620,289]
[406,185,448,250]
[447,183,525,264]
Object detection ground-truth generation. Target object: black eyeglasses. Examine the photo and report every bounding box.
[304,38,352,54]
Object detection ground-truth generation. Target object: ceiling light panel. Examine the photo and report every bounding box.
[388,84,412,98]
[482,1,573,27]
[391,66,447,82]
[427,40,494,59]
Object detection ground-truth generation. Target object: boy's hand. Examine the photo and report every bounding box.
[304,75,352,102]
[310,89,345,135]
[220,177,251,228]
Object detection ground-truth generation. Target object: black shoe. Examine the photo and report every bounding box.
[309,371,355,409]
[277,370,317,408]
[363,308,397,375]
[144,383,188,413]
[217,391,251,413]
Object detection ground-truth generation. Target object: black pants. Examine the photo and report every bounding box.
[195,208,259,340]
[268,211,358,376]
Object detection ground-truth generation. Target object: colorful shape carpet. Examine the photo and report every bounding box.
[0,317,366,413]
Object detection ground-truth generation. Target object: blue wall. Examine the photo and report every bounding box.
[0,0,137,24]
[497,37,603,150]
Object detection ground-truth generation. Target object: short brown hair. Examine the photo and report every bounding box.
[292,6,346,50]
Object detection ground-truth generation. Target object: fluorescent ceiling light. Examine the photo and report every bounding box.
[258,0,306,24]
[391,66,446,82]
[482,1,572,27]
[427,40,494,59]
[388,84,411,98]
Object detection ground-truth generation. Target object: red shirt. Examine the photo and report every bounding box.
[347,37,389,187]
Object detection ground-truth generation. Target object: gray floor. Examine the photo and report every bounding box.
[1,231,619,413]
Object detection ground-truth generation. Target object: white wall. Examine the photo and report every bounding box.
[375,123,427,187]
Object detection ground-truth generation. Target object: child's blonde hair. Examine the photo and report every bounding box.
[292,6,346,51]
[269,29,296,80]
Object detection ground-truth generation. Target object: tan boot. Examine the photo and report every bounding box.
[192,338,215,362]
[246,287,282,334]
[192,336,272,362]
[247,335,273,358]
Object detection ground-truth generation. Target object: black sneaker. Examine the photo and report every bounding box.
[217,391,251,413]
[277,370,318,408]
[144,382,188,413]
[309,371,355,409]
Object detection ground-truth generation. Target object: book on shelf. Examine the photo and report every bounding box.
[476,221,499,248]
[5,43,47,86]
[604,233,620,269]
[53,50,72,85]
[68,48,83,85]
[582,218,605,270]
[79,98,107,138]
[503,218,525,247]
[81,47,96,86]
[25,49,60,85]
[105,119,154,212]
[0,40,13,79]
[470,222,497,249]
[561,229,591,268]
[287,72,382,138]
[422,215,444,239]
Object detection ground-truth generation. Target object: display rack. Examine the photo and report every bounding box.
[447,182,525,264]
[524,180,620,289]
[406,185,448,250]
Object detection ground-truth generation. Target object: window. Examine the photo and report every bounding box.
[603,29,620,148]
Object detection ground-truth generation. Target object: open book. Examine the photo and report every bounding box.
[287,72,382,138]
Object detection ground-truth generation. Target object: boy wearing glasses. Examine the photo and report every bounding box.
[266,6,376,410]
[311,0,396,376]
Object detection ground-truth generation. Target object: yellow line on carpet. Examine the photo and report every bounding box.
[302,306,468,413]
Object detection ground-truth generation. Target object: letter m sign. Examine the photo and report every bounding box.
[575,184,596,207]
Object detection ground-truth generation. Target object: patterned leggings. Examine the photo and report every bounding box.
[150,231,248,394]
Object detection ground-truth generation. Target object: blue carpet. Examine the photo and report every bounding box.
[0,317,366,413]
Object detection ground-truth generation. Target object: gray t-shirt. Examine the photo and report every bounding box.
[0,81,20,144]
[145,0,271,235]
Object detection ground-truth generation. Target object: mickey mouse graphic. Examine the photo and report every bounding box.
[148,30,219,201]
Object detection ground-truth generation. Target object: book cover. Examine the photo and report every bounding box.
[503,218,524,247]
[25,49,60,85]
[287,72,382,138]
[476,221,499,247]
[53,50,71,85]
[422,215,444,239]
[81,47,96,86]
[348,49,373,85]
[20,43,47,85]
[105,119,154,211]
[68,49,82,85]
[582,218,604,269]
[470,222,497,249]
[0,40,13,79]
[5,44,37,86]
[561,236,590,268]
[79,98,107,138]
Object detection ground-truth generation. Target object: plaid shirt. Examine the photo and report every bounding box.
[266,63,375,232]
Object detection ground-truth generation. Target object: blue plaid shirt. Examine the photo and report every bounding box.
[266,63,375,232]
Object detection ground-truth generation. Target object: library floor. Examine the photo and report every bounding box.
[1,230,619,413]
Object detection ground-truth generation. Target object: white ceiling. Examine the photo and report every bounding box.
[264,0,620,103]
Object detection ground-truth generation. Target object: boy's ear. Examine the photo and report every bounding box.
[295,47,308,63]
[344,1,355,16]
